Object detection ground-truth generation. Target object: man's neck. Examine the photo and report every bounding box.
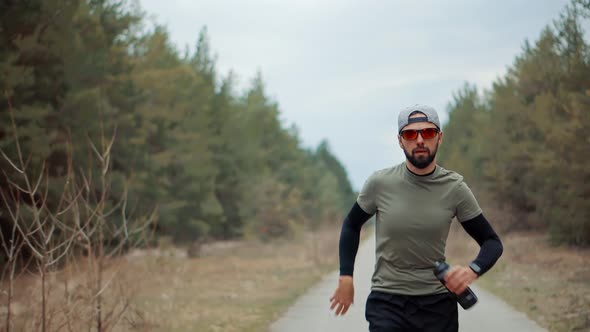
[405,160,436,175]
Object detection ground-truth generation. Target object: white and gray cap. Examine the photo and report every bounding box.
[398,104,441,133]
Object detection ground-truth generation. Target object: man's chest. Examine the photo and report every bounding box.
[374,181,456,237]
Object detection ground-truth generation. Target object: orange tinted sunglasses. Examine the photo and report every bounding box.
[399,128,439,140]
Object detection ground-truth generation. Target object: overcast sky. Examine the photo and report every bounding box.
[139,0,573,190]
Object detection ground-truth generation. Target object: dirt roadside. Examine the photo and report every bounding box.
[1,223,587,331]
[0,228,342,332]
[446,227,590,332]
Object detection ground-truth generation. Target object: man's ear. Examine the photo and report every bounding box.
[438,131,443,145]
[397,135,404,149]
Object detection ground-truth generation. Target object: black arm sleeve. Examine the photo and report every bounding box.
[460,213,504,275]
[339,202,373,276]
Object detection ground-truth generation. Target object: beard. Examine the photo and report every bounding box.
[403,143,439,169]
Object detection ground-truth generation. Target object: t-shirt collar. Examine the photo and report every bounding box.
[404,164,438,180]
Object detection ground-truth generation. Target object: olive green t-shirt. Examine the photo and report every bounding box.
[357,163,482,296]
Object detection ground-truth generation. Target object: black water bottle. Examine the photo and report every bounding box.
[433,261,478,310]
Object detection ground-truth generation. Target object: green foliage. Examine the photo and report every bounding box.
[439,0,590,245]
[0,0,355,249]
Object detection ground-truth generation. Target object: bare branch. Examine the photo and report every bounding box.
[0,190,43,259]
[0,148,24,174]
[21,236,43,259]
[105,299,130,332]
[88,136,104,164]
[45,223,56,245]
[120,185,129,238]
[5,94,27,183]
[0,187,20,227]
[93,266,122,299]
[56,184,85,217]
[47,234,76,256]
[31,161,46,196]
[106,235,129,258]
[48,212,78,233]
[5,177,29,196]
[103,125,117,161]
[46,237,77,267]
[0,202,21,255]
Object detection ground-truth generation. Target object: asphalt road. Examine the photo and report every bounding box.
[270,235,547,332]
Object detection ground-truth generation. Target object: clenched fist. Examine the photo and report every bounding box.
[444,265,478,295]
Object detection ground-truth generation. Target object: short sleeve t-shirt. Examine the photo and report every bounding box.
[357,163,482,295]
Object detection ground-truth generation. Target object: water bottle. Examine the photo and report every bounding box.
[433,261,478,310]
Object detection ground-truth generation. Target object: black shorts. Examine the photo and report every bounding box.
[365,290,458,332]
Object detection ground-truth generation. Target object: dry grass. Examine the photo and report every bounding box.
[1,258,137,331]
[1,226,343,331]
[447,224,590,332]
[117,229,341,332]
[124,227,346,331]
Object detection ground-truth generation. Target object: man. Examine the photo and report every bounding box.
[329,105,503,332]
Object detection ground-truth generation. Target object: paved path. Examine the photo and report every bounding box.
[270,235,547,332]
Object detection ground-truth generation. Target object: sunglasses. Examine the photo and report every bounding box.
[399,128,440,140]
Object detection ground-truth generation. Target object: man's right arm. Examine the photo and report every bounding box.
[339,202,373,276]
[330,202,374,315]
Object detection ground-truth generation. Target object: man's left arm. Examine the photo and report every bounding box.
[445,213,503,294]
[460,213,504,275]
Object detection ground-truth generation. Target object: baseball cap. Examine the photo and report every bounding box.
[398,104,441,132]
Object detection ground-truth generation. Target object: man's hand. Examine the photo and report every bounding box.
[329,275,354,316]
[444,265,478,295]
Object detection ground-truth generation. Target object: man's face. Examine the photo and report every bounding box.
[398,114,443,169]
